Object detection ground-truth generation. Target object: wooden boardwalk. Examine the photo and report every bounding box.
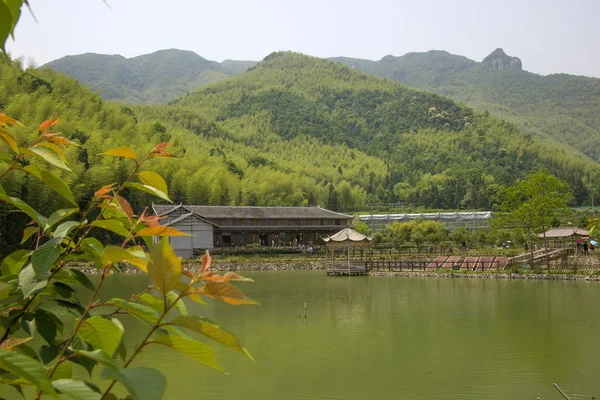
[325,251,575,276]
[325,261,370,276]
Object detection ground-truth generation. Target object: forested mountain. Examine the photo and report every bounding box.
[1,51,599,248]
[43,49,256,104]
[331,49,600,161]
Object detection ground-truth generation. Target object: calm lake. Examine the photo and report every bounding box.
[90,271,600,400]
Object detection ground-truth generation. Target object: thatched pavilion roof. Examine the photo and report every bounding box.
[323,227,371,247]
[536,228,589,238]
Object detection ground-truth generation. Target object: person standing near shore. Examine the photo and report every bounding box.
[583,241,589,255]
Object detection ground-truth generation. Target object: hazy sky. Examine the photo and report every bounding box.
[7,0,600,77]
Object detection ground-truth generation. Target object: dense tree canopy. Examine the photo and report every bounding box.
[1,51,598,253]
[332,50,600,162]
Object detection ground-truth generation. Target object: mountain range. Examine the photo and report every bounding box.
[44,48,600,163]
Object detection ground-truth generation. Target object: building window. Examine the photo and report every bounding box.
[335,219,341,225]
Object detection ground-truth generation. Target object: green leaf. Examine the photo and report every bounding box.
[0,1,13,53]
[1,249,28,276]
[106,298,160,324]
[31,237,63,277]
[101,245,148,271]
[72,350,118,370]
[171,315,253,361]
[21,226,37,244]
[137,293,164,314]
[52,359,73,381]
[45,208,79,232]
[68,269,94,291]
[123,181,172,203]
[78,316,123,357]
[53,220,80,240]
[0,151,13,164]
[19,264,47,298]
[29,145,72,171]
[0,349,56,395]
[23,165,77,205]
[35,308,63,345]
[54,299,85,315]
[0,194,47,226]
[52,282,75,298]
[150,335,222,370]
[103,147,137,160]
[52,379,102,400]
[100,366,166,400]
[90,219,130,237]
[148,238,182,292]
[0,281,10,299]
[4,0,23,37]
[80,237,104,265]
[166,291,187,316]
[137,171,169,199]
[39,345,59,365]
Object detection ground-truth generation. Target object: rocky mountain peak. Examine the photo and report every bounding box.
[482,48,522,70]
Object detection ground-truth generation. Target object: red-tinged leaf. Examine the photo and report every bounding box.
[0,114,23,127]
[42,133,78,147]
[103,147,137,160]
[39,119,59,134]
[202,271,254,283]
[200,250,211,273]
[151,143,175,158]
[95,183,116,198]
[0,337,32,351]
[138,208,162,227]
[136,226,192,237]
[182,270,194,279]
[116,194,133,222]
[197,282,258,305]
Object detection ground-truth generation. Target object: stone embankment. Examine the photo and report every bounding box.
[68,261,329,274]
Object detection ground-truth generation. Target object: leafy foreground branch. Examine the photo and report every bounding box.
[0,114,256,399]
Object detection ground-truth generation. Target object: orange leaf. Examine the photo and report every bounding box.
[136,226,192,237]
[39,119,59,134]
[182,270,195,279]
[43,133,78,147]
[104,147,137,160]
[197,282,258,305]
[151,142,176,158]
[203,271,253,283]
[200,250,211,273]
[138,208,162,227]
[95,183,116,198]
[0,114,23,127]
[116,194,134,222]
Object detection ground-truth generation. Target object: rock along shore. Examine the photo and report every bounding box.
[67,261,600,281]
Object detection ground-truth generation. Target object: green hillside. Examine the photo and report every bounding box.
[2,51,599,250]
[43,49,237,104]
[163,52,597,208]
[331,49,600,161]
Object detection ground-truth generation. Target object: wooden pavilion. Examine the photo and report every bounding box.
[323,227,371,275]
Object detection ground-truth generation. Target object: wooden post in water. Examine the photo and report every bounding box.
[304,302,307,318]
[553,383,571,400]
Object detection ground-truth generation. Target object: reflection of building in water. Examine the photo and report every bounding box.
[359,212,492,233]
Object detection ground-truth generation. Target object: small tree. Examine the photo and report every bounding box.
[352,215,371,236]
[499,170,570,268]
